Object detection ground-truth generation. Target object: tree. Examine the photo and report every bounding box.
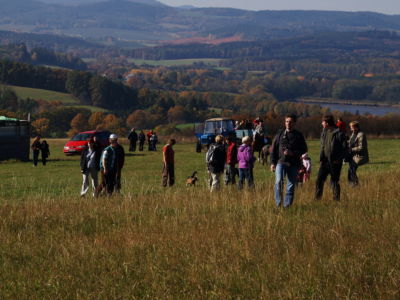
[70,113,88,132]
[88,112,106,130]
[31,118,50,137]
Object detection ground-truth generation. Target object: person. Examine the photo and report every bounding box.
[80,139,100,197]
[97,134,124,196]
[147,130,153,151]
[112,135,125,193]
[237,136,255,189]
[224,135,238,185]
[336,117,347,133]
[40,140,50,166]
[127,128,138,152]
[298,153,312,183]
[206,135,226,192]
[347,121,369,186]
[150,132,158,151]
[270,114,308,208]
[315,115,347,201]
[138,130,146,151]
[162,139,176,187]
[31,136,41,167]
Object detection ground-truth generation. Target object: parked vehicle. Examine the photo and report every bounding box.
[63,130,110,155]
[195,118,236,148]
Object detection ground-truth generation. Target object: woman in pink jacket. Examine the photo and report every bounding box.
[237,136,255,189]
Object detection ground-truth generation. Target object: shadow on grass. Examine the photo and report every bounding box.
[125,153,146,157]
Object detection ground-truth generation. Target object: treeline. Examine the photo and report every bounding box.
[0,43,87,70]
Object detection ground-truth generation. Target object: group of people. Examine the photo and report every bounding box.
[127,128,158,152]
[204,114,369,208]
[30,136,50,166]
[30,114,368,205]
[80,134,125,197]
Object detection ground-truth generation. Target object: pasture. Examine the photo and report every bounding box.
[0,139,399,299]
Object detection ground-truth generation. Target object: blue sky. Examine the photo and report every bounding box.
[159,0,400,15]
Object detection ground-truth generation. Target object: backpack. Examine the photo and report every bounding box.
[206,144,217,165]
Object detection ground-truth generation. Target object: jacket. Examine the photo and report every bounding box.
[237,144,254,169]
[319,128,347,162]
[226,142,238,166]
[80,147,101,172]
[270,129,307,167]
[349,131,369,164]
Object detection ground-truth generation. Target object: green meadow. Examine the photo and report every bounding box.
[9,85,108,112]
[0,139,399,298]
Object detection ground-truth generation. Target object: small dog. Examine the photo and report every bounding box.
[186,171,198,186]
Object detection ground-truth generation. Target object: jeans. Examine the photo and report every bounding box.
[274,163,299,207]
[32,150,39,166]
[238,168,254,190]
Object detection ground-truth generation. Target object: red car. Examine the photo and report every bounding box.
[63,130,111,155]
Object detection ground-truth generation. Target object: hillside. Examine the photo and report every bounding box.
[2,0,400,43]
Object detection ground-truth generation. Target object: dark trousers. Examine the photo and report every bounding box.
[139,141,144,151]
[162,163,175,187]
[315,160,342,201]
[42,154,48,166]
[348,160,359,185]
[224,164,238,185]
[32,150,39,166]
[97,169,117,196]
[129,141,137,152]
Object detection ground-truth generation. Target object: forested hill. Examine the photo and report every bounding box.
[2,0,400,43]
[128,31,400,62]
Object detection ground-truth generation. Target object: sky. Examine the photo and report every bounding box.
[159,0,400,15]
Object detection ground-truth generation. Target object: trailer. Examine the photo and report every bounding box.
[0,116,30,161]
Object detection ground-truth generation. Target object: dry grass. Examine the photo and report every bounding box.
[0,139,399,299]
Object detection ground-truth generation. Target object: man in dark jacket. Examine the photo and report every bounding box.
[207,135,226,192]
[127,128,138,152]
[315,115,347,201]
[138,130,145,151]
[270,114,308,207]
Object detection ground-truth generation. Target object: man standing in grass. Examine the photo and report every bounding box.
[207,135,227,192]
[315,115,347,201]
[162,139,176,187]
[97,134,124,196]
[270,114,307,208]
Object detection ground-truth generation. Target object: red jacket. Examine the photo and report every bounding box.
[336,120,347,133]
[226,142,238,166]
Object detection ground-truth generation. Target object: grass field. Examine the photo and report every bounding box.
[127,58,223,67]
[9,85,109,113]
[0,139,399,298]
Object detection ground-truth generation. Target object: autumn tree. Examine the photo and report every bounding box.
[88,112,106,130]
[31,118,50,137]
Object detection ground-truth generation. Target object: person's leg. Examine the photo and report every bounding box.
[133,141,136,152]
[330,162,343,201]
[33,150,39,166]
[81,173,89,196]
[211,172,221,192]
[115,169,122,193]
[105,171,116,196]
[129,141,133,152]
[315,161,329,200]
[247,168,254,189]
[162,164,168,187]
[238,168,245,190]
[284,166,299,207]
[168,163,175,186]
[42,154,46,166]
[89,168,99,197]
[274,163,285,207]
[348,160,359,186]
[224,164,230,185]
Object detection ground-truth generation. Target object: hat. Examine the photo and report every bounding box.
[110,133,118,140]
